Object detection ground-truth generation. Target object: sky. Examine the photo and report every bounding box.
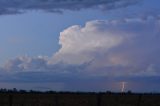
[0,0,160,92]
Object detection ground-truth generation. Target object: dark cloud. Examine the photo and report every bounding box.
[0,69,160,92]
[0,0,139,15]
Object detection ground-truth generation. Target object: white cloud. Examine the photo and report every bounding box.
[1,18,160,77]
[51,20,125,64]
[50,18,160,77]
[0,18,160,92]
[3,55,48,72]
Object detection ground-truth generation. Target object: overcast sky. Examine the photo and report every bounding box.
[0,0,160,92]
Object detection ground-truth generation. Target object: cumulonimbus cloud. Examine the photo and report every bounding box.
[51,20,126,64]
[0,0,139,15]
[1,17,160,78]
[48,18,160,77]
[0,17,160,91]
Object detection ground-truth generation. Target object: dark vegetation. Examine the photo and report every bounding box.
[0,88,160,106]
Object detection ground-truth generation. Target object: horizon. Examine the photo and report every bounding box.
[0,87,159,94]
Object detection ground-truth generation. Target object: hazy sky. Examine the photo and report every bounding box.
[0,0,160,92]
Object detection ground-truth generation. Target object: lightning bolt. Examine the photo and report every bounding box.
[121,82,126,92]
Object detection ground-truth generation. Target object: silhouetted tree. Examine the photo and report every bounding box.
[127,90,132,94]
[19,90,27,93]
[13,88,18,92]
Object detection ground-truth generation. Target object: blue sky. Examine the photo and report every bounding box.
[0,0,160,92]
[0,9,111,65]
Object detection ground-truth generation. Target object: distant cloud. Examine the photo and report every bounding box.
[2,17,160,77]
[3,56,48,72]
[51,20,125,64]
[0,0,139,15]
[0,17,160,91]
[51,18,160,77]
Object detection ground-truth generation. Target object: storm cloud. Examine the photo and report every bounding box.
[51,18,160,77]
[0,17,160,91]
[1,17,160,77]
[0,0,139,15]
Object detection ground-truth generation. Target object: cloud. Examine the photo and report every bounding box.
[0,0,139,15]
[0,69,160,92]
[3,56,48,72]
[51,18,160,77]
[2,55,88,74]
[51,20,125,64]
[0,17,160,91]
[2,18,160,77]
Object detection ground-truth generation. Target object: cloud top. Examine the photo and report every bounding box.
[52,20,125,64]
